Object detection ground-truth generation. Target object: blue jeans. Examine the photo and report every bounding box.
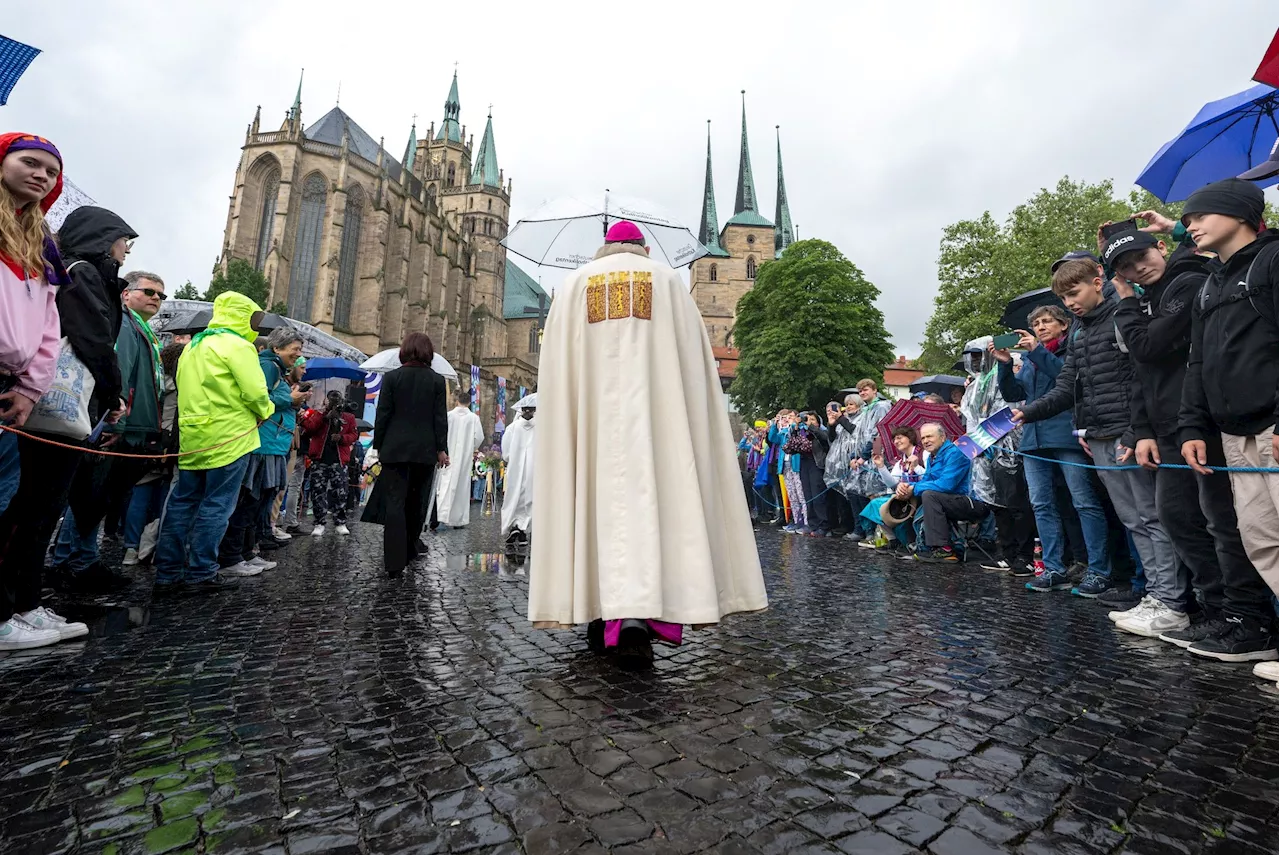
[53,507,100,572]
[123,480,168,549]
[0,430,19,515]
[1023,448,1110,577]
[154,456,250,585]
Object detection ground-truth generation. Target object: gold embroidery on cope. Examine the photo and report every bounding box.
[632,271,653,320]
[607,271,631,319]
[586,274,606,324]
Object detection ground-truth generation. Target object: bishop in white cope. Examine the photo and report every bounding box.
[501,407,535,538]
[436,390,484,527]
[528,221,767,667]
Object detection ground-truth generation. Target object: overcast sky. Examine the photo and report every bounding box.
[4,1,1275,353]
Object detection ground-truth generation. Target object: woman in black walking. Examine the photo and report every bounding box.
[364,332,449,577]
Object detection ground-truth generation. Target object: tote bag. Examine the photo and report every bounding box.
[23,337,95,440]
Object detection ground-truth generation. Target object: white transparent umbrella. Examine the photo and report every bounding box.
[359,348,458,381]
[512,392,537,410]
[501,192,708,271]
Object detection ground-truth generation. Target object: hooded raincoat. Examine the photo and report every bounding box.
[959,336,1022,507]
[175,292,273,471]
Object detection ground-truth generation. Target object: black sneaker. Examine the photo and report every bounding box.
[284,525,306,535]
[1008,563,1035,578]
[65,562,132,594]
[257,538,282,552]
[586,619,606,655]
[1098,586,1144,610]
[1159,616,1232,649]
[186,574,240,594]
[1188,616,1279,662]
[916,547,958,564]
[616,621,654,671]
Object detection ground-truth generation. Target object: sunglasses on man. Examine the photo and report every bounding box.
[133,287,167,300]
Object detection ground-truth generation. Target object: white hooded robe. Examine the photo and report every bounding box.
[437,405,484,527]
[501,416,535,535]
[527,243,768,628]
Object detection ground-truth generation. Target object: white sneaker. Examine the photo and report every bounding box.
[1253,660,1279,682]
[1109,595,1158,623]
[122,548,139,566]
[1116,600,1190,638]
[221,561,263,577]
[271,526,292,541]
[336,524,350,536]
[246,556,277,571]
[0,614,61,650]
[311,525,325,537]
[21,607,89,641]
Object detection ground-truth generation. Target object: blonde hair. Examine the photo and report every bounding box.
[0,180,50,278]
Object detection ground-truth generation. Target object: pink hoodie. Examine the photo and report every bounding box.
[0,261,60,402]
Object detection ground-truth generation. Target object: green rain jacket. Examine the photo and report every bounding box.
[175,292,273,470]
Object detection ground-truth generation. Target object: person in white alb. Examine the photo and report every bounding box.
[436,387,484,528]
[501,398,536,545]
[527,221,768,669]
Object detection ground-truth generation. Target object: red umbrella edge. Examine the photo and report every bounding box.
[1254,31,1278,88]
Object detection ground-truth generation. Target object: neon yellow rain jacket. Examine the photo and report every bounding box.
[175,292,273,470]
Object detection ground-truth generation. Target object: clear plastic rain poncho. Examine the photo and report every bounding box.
[960,336,1024,508]
[832,396,894,497]
[824,408,861,492]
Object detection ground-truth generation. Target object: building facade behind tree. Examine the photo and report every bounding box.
[217,71,542,434]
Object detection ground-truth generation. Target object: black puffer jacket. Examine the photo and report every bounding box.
[55,206,137,421]
[1114,245,1215,442]
[1021,297,1134,439]
[1180,229,1278,442]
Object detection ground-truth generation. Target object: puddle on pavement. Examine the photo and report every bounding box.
[56,603,150,637]
[446,552,528,577]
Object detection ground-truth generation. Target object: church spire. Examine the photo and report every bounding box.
[402,118,417,171]
[698,120,728,256]
[469,109,501,188]
[733,90,758,215]
[436,69,462,143]
[291,69,303,123]
[774,126,795,257]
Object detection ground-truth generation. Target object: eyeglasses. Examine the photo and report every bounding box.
[135,287,167,300]
[124,239,135,255]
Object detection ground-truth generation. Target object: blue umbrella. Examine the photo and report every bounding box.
[1137,83,1279,202]
[302,357,365,381]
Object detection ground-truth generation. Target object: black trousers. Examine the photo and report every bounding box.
[1054,476,1088,566]
[381,462,436,575]
[992,469,1036,564]
[0,434,82,614]
[829,490,857,534]
[921,491,990,548]
[218,486,276,567]
[1157,435,1272,622]
[799,459,828,530]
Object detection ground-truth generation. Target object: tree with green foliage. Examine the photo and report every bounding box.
[917,177,1225,372]
[268,301,288,316]
[173,281,200,300]
[730,239,893,420]
[206,258,270,308]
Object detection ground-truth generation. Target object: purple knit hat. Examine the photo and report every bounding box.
[5,134,62,167]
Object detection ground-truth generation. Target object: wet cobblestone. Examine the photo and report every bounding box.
[0,517,1276,853]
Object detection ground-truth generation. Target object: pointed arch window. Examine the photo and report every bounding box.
[254,166,281,271]
[333,186,365,330]
[709,263,718,282]
[287,173,327,321]
[746,256,757,279]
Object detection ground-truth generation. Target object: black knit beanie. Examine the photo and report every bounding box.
[1180,177,1266,228]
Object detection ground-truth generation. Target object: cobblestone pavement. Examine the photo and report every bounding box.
[1,514,1277,855]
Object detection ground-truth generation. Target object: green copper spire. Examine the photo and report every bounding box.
[402,119,417,171]
[290,68,304,122]
[698,120,729,257]
[469,110,501,188]
[774,126,795,257]
[435,70,462,143]
[733,91,758,215]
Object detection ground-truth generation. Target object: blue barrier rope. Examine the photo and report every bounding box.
[751,484,833,511]
[994,446,1278,474]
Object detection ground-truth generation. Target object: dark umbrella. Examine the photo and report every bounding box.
[876,400,966,466]
[1137,83,1279,201]
[355,417,373,431]
[909,374,966,399]
[173,307,290,334]
[302,357,365,381]
[1001,287,1066,331]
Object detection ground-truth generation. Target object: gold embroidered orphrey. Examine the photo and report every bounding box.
[586,271,652,324]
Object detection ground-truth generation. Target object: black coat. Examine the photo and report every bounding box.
[1179,230,1278,443]
[1021,297,1134,439]
[372,365,449,465]
[1114,247,1213,442]
[56,206,137,421]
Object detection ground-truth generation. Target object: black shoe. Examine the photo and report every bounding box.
[386,566,404,579]
[285,525,306,535]
[586,619,606,654]
[1098,586,1144,609]
[66,562,132,594]
[1064,562,1088,583]
[1008,562,1035,578]
[1188,616,1279,662]
[916,547,959,564]
[616,621,654,671]
[257,539,282,551]
[152,581,184,597]
[1159,616,1232,649]
[186,574,240,594]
